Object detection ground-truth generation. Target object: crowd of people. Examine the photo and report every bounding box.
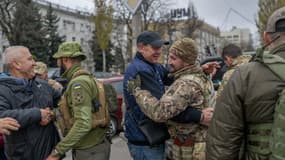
[0,6,284,160]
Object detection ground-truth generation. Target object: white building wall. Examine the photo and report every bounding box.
[221,27,252,50]
[36,0,96,72]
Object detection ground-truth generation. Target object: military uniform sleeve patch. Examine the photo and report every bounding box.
[72,83,85,105]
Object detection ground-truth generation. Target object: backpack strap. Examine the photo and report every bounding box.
[263,53,285,81]
[72,69,110,127]
[72,69,91,79]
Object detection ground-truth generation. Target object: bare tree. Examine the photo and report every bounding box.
[0,0,16,43]
[112,0,132,67]
[112,0,172,66]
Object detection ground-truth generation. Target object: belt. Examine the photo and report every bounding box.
[173,136,195,147]
[128,140,150,146]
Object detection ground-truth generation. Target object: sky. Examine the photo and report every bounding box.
[48,0,259,40]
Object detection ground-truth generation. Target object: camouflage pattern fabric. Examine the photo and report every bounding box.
[53,42,86,60]
[134,64,215,160]
[169,38,198,65]
[216,55,251,99]
[34,61,47,75]
[48,79,63,91]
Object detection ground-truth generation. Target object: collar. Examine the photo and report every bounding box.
[61,64,83,81]
[230,55,251,69]
[135,52,155,66]
[270,43,285,55]
[170,63,203,79]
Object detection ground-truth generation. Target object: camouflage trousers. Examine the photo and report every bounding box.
[166,139,206,160]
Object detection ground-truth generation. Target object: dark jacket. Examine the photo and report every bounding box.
[0,75,61,160]
[123,52,171,144]
[206,51,285,160]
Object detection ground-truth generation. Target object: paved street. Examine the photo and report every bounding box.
[110,132,131,160]
[64,132,131,160]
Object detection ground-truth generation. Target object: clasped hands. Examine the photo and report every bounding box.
[40,107,54,126]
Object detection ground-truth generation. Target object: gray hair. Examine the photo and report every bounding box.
[3,46,29,72]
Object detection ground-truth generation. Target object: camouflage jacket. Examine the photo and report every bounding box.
[216,55,251,99]
[134,64,215,140]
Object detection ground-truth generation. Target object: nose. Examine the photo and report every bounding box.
[168,58,172,64]
[31,59,36,66]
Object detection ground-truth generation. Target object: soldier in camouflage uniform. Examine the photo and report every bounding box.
[34,61,63,92]
[216,44,251,98]
[47,42,110,160]
[128,38,216,160]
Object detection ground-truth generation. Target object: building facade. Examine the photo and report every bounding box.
[161,20,221,63]
[37,0,96,72]
[221,26,253,51]
[0,0,96,72]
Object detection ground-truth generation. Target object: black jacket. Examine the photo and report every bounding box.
[0,75,61,160]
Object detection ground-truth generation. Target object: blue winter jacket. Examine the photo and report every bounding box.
[0,73,61,160]
[123,52,172,144]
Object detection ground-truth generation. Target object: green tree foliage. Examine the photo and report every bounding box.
[43,3,65,67]
[94,0,113,72]
[12,0,47,60]
[90,32,115,72]
[256,0,285,44]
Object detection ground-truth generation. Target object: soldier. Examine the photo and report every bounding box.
[216,44,251,98]
[128,37,215,160]
[206,7,285,159]
[47,42,110,160]
[34,61,63,92]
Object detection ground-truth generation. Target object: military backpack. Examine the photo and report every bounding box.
[55,70,110,137]
[248,48,285,159]
[263,53,285,160]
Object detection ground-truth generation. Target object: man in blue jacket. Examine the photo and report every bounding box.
[124,31,216,160]
[124,30,170,160]
[0,46,61,160]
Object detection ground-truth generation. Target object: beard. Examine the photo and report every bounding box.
[59,59,66,75]
[60,66,66,75]
[168,65,175,73]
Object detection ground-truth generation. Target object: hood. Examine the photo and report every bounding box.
[0,73,33,91]
[230,55,252,69]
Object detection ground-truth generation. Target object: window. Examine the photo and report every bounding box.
[86,25,91,32]
[72,37,76,41]
[80,23,84,32]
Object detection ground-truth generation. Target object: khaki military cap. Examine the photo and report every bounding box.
[53,42,86,60]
